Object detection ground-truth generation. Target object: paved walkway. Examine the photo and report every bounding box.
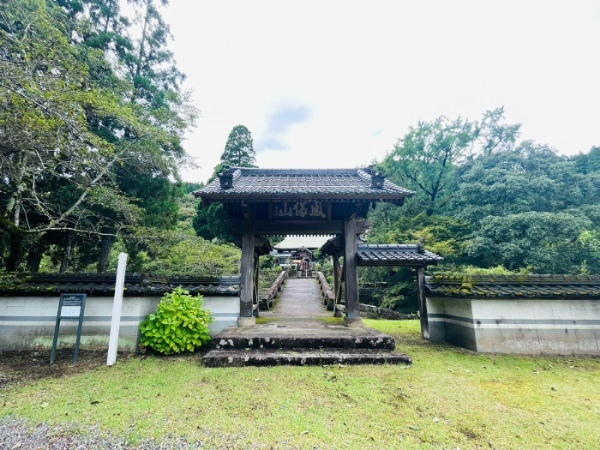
[207,277,408,366]
[216,277,389,341]
[262,278,330,320]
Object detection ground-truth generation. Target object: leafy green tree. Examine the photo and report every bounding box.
[124,229,240,276]
[467,211,592,273]
[381,108,520,216]
[450,142,600,223]
[192,200,231,243]
[0,0,136,269]
[366,109,600,300]
[193,126,257,242]
[359,266,418,312]
[0,0,195,271]
[573,146,600,174]
[381,116,478,215]
[382,213,472,263]
[577,230,600,273]
[479,106,521,155]
[78,0,195,271]
[220,125,256,167]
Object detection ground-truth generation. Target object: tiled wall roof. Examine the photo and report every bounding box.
[426,274,600,298]
[0,273,241,297]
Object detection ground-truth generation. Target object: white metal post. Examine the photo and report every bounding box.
[107,253,127,366]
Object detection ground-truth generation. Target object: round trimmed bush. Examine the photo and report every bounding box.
[139,287,213,355]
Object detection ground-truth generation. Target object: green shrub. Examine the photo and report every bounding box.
[461,265,530,275]
[139,287,213,355]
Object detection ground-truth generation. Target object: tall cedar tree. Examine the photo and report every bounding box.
[192,125,257,242]
[220,125,256,167]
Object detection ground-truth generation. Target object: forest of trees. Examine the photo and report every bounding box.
[1,3,598,314]
[0,0,239,275]
[363,108,600,310]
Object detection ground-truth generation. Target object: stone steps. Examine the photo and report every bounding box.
[201,326,411,367]
[202,348,412,367]
[200,278,412,368]
[212,331,395,351]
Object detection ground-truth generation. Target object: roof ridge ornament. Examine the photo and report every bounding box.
[219,165,234,189]
[371,171,386,189]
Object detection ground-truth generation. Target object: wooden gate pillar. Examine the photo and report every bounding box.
[238,216,255,327]
[344,215,361,327]
[253,255,260,312]
[332,257,343,316]
[417,267,429,338]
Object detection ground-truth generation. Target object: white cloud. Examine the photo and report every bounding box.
[163,0,600,183]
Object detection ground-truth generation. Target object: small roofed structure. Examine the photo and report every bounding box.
[356,244,444,267]
[194,167,414,327]
[320,238,443,336]
[274,235,332,252]
[273,235,333,270]
[321,240,444,268]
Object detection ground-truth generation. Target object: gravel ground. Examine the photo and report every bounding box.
[0,417,210,449]
[0,416,289,449]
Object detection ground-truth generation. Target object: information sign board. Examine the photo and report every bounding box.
[60,294,85,317]
[50,293,87,364]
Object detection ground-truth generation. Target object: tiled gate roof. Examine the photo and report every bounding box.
[356,244,443,267]
[195,168,414,204]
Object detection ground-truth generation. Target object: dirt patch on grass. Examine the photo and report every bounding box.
[0,350,113,388]
[0,350,208,389]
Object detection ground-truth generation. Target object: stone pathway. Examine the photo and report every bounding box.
[202,277,412,366]
[261,278,330,320]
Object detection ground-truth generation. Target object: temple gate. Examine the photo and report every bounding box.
[194,167,414,327]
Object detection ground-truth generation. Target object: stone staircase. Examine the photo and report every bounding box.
[201,279,412,367]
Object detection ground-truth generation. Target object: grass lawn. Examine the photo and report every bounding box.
[1,320,599,449]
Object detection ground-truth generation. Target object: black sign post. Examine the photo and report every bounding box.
[50,293,87,364]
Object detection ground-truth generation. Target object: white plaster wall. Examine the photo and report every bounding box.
[203,296,240,334]
[471,299,600,354]
[427,297,477,350]
[0,294,240,352]
[426,296,600,355]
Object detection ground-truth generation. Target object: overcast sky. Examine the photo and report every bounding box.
[161,0,600,183]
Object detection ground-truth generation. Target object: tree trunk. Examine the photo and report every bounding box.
[1,215,25,271]
[7,233,24,271]
[97,228,115,273]
[59,232,74,273]
[26,237,45,273]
